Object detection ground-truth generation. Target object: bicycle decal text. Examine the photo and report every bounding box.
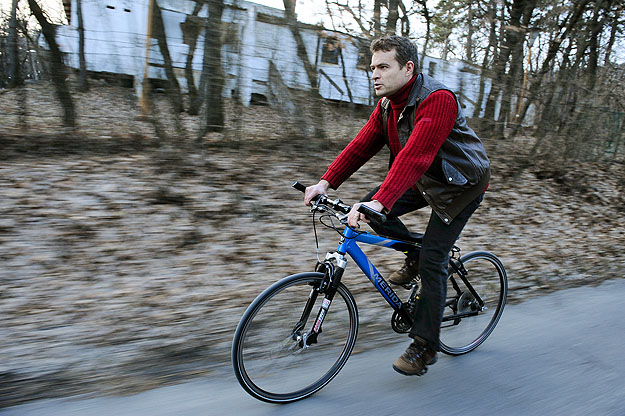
[313,298,332,333]
[375,274,402,308]
[313,310,325,333]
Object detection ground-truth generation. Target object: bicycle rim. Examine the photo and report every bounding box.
[232,272,358,403]
[439,251,507,355]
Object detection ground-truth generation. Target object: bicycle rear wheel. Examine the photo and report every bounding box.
[439,251,507,355]
[232,272,358,403]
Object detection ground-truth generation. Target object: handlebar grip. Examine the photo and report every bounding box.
[357,205,387,223]
[292,181,307,193]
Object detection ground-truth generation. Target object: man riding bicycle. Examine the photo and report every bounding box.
[304,35,490,377]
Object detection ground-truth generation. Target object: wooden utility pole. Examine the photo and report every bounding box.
[140,0,155,115]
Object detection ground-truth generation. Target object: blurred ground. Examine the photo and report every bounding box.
[1,81,624,407]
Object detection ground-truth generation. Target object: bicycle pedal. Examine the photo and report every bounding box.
[400,283,414,290]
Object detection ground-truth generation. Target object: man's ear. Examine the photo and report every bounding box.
[405,60,415,77]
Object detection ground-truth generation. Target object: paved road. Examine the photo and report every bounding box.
[3,278,625,416]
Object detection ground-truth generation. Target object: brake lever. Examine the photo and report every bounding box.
[310,195,330,213]
[310,204,328,214]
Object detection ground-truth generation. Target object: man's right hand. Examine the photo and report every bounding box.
[304,180,330,206]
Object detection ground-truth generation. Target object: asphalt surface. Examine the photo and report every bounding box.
[3,278,625,416]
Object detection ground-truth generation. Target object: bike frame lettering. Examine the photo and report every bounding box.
[337,227,404,311]
[313,298,332,333]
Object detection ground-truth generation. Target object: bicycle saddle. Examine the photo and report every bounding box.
[404,232,424,244]
[380,232,424,245]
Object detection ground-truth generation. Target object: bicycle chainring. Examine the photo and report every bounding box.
[391,310,412,334]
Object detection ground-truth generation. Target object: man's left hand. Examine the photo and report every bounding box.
[347,200,385,228]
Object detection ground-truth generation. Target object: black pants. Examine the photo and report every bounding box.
[361,187,483,350]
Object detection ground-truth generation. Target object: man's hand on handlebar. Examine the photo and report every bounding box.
[304,180,330,206]
[348,200,385,228]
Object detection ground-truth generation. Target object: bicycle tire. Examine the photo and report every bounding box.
[232,272,359,403]
[439,251,507,355]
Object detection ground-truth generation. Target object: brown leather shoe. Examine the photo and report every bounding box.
[388,255,419,286]
[392,340,438,376]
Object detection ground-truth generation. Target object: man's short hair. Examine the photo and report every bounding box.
[370,35,420,72]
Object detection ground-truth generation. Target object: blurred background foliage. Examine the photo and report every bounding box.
[1,0,624,164]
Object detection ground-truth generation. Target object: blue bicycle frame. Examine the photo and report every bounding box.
[336,227,410,312]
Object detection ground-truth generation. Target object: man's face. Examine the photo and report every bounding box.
[370,49,414,97]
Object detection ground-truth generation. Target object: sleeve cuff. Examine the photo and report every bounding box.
[371,191,395,213]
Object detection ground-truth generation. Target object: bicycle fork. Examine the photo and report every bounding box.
[292,252,347,348]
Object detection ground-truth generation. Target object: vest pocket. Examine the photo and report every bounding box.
[442,159,468,186]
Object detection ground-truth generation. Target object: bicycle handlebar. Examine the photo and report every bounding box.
[356,204,387,224]
[291,181,307,193]
[292,181,387,223]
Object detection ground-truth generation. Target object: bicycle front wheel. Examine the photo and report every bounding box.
[439,251,507,355]
[232,272,358,403]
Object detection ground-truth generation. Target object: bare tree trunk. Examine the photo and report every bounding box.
[585,0,608,90]
[282,0,316,89]
[535,41,574,138]
[511,0,591,138]
[198,0,225,138]
[24,33,39,81]
[399,1,410,37]
[283,0,325,139]
[495,0,536,138]
[18,83,28,130]
[338,48,353,104]
[153,0,183,113]
[373,0,382,37]
[8,0,22,88]
[558,2,612,160]
[482,0,525,135]
[27,0,75,128]
[417,0,431,71]
[475,0,499,119]
[603,10,619,65]
[182,2,203,114]
[465,3,474,63]
[77,0,89,92]
[386,0,399,34]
